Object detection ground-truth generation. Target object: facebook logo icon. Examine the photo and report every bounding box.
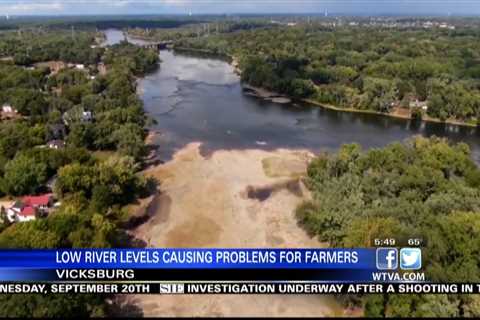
[376,248,398,270]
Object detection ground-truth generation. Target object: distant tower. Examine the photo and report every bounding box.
[5,14,9,20]
[325,9,328,17]
[189,10,193,16]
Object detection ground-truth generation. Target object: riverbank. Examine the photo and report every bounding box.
[226,54,478,128]
[125,142,357,317]
[242,84,292,104]
[126,37,478,128]
[242,81,478,128]
[134,142,319,247]
[304,98,478,128]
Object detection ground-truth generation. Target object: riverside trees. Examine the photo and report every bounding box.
[297,136,480,317]
[174,22,480,124]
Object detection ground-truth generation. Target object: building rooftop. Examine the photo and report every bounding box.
[22,194,53,207]
[19,206,36,217]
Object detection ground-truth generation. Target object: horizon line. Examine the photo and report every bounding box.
[3,12,480,17]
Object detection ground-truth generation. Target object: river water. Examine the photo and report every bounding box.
[104,29,480,162]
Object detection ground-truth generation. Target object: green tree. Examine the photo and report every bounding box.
[111,123,146,160]
[297,137,480,316]
[1,154,47,195]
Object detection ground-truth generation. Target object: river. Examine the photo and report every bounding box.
[104,29,480,162]
[104,28,476,317]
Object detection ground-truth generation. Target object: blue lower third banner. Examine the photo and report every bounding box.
[0,248,418,283]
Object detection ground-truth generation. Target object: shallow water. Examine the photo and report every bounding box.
[105,29,480,162]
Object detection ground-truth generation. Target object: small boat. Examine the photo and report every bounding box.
[255,141,267,146]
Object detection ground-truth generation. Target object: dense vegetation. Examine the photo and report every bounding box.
[0,28,159,317]
[296,136,480,317]
[0,32,159,197]
[173,23,480,124]
[127,20,273,41]
[0,16,203,31]
[0,30,103,65]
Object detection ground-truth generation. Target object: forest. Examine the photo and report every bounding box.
[0,16,203,31]
[296,136,480,317]
[0,28,158,316]
[171,22,480,124]
[0,30,104,65]
[127,20,274,42]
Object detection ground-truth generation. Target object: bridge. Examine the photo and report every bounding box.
[140,41,174,50]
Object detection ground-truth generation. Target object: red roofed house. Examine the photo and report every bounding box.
[7,194,53,223]
[23,194,53,210]
[17,206,36,222]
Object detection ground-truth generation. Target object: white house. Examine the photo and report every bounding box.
[409,99,428,111]
[62,108,93,125]
[7,201,36,223]
[16,207,37,222]
[7,194,54,223]
[82,111,93,121]
[47,139,65,149]
[2,104,16,114]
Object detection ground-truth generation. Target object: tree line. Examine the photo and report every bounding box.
[296,136,480,317]
[172,22,480,124]
[0,29,159,317]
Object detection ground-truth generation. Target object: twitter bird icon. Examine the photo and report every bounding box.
[400,248,422,270]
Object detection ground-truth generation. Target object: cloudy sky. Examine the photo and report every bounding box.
[0,0,479,16]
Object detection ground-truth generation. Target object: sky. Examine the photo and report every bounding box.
[1,0,480,16]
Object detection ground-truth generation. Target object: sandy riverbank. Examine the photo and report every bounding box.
[243,84,292,104]
[125,142,354,317]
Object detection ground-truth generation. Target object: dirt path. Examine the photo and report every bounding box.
[126,143,346,317]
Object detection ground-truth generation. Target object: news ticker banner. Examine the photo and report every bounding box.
[2,283,480,295]
[0,248,420,283]
[1,248,478,295]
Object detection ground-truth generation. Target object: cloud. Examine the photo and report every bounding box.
[0,1,64,14]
